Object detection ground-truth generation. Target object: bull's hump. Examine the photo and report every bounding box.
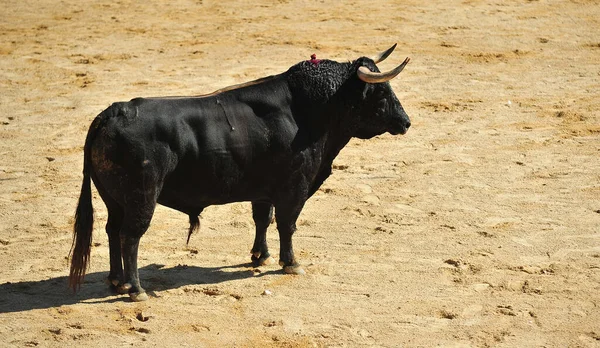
[286,60,353,104]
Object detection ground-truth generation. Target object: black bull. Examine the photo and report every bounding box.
[69,45,411,301]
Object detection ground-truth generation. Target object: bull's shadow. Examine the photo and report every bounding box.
[0,263,280,314]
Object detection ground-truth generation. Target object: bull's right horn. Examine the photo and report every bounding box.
[370,43,397,64]
[357,57,410,84]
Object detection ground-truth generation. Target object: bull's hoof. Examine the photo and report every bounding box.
[251,252,275,266]
[260,256,276,266]
[129,291,149,302]
[281,263,306,275]
[117,283,132,295]
[105,277,120,288]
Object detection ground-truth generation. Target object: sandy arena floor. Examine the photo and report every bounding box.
[1,0,599,346]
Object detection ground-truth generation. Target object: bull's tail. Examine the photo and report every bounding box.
[69,168,94,291]
[68,106,113,291]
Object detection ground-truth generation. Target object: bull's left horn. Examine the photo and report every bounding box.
[357,57,410,84]
[370,43,397,64]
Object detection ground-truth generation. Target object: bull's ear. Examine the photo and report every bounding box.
[352,57,377,99]
[361,83,373,100]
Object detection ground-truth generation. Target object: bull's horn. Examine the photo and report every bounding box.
[357,57,410,84]
[370,43,397,64]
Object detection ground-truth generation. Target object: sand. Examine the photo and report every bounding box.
[1,0,599,346]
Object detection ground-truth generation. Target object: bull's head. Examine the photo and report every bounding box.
[353,44,411,139]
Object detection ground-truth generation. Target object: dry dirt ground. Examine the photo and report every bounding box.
[1,0,599,347]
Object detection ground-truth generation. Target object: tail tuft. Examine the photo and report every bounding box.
[187,215,200,245]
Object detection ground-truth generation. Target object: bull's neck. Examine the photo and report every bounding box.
[317,105,358,171]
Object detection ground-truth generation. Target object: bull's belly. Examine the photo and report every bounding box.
[157,175,271,214]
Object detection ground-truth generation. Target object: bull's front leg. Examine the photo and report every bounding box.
[274,200,306,275]
[250,201,275,266]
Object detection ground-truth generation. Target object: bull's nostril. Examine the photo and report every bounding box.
[406,121,411,129]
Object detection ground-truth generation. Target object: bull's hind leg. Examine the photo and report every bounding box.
[94,179,126,292]
[105,205,125,290]
[117,195,158,302]
[120,232,147,301]
[250,201,275,266]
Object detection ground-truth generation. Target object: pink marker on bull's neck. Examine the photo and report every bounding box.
[309,53,321,65]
